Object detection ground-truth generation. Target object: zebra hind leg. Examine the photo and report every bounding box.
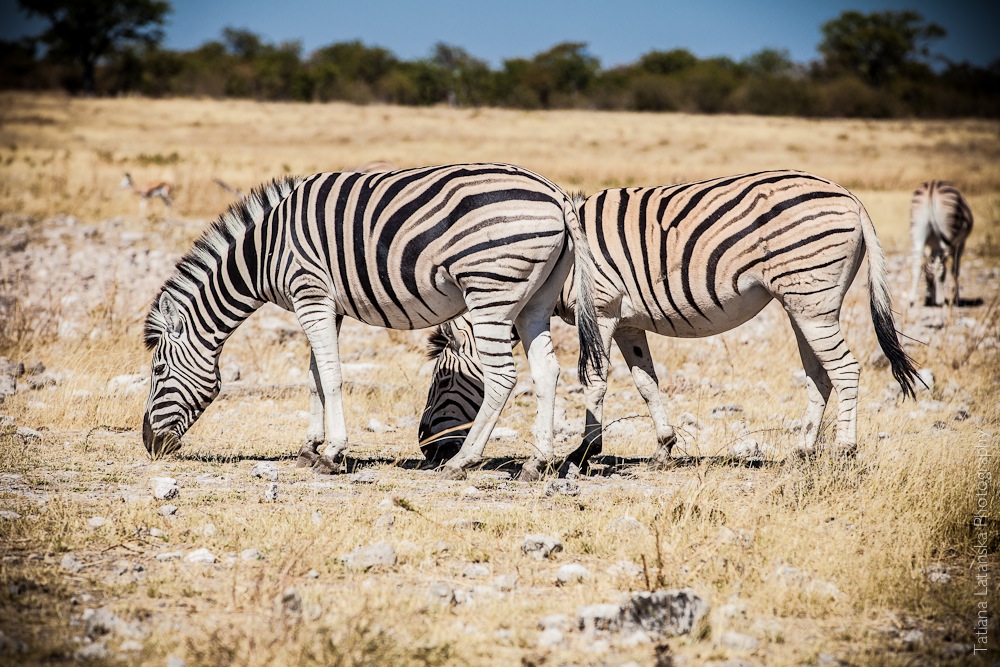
[562,315,617,476]
[788,319,833,459]
[787,312,859,458]
[296,350,326,467]
[439,319,516,480]
[614,328,677,470]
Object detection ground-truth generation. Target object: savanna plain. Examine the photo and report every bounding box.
[1,93,998,666]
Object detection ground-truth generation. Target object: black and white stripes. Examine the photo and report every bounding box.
[908,180,974,307]
[420,170,920,468]
[143,164,601,480]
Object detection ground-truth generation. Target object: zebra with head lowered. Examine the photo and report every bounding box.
[907,180,973,307]
[420,170,921,471]
[142,163,602,481]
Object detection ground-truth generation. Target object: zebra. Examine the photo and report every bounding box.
[907,180,974,307]
[142,163,603,481]
[419,170,921,471]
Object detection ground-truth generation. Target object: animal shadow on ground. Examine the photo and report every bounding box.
[922,296,984,307]
[177,450,780,475]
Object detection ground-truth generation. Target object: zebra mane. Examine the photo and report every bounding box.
[143,175,303,349]
[426,324,457,359]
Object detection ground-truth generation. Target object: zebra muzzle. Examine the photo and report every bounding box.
[143,417,181,460]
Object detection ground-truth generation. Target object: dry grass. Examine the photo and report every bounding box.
[1,93,999,666]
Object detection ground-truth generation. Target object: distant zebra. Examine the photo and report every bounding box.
[908,180,973,307]
[142,164,602,481]
[420,171,920,470]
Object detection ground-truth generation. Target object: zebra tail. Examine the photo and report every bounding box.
[858,201,923,399]
[562,195,605,386]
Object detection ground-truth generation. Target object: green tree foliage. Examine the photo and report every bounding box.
[818,10,945,87]
[17,0,170,94]
[2,9,997,118]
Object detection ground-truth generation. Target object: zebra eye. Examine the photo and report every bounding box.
[153,363,167,376]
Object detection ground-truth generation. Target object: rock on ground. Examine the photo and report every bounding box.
[544,479,581,497]
[556,563,590,585]
[183,548,216,564]
[340,543,397,571]
[150,477,179,500]
[522,534,563,560]
[250,461,278,481]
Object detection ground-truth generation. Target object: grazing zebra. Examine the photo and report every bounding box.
[420,170,921,470]
[908,180,974,307]
[142,163,602,481]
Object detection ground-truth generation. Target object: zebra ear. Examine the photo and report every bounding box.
[158,293,183,337]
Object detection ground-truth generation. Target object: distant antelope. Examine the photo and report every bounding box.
[120,173,173,217]
[908,180,974,307]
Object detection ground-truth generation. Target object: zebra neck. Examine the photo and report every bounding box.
[179,238,267,350]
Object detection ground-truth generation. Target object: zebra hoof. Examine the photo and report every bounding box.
[649,455,678,471]
[518,458,546,482]
[559,461,582,479]
[832,443,858,459]
[313,454,343,475]
[439,465,468,481]
[295,451,319,468]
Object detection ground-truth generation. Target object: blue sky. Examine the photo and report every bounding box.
[1,1,996,68]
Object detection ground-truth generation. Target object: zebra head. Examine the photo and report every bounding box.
[419,317,485,464]
[142,291,221,459]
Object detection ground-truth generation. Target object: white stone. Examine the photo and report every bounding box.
[263,482,278,502]
[537,628,564,648]
[183,548,216,564]
[608,516,644,533]
[87,517,107,530]
[240,548,263,561]
[720,630,758,651]
[159,504,178,517]
[916,368,935,392]
[556,563,590,584]
[522,534,563,560]
[60,553,83,572]
[250,461,278,481]
[463,563,490,578]
[340,543,397,571]
[155,551,183,562]
[150,477,179,500]
[365,418,395,433]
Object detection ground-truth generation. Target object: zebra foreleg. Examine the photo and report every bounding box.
[296,350,326,467]
[514,311,560,482]
[297,311,348,474]
[440,319,516,480]
[614,328,677,469]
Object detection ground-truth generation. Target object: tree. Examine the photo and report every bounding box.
[818,10,945,87]
[18,0,170,94]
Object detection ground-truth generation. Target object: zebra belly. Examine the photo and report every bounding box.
[335,271,467,330]
[622,282,773,339]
